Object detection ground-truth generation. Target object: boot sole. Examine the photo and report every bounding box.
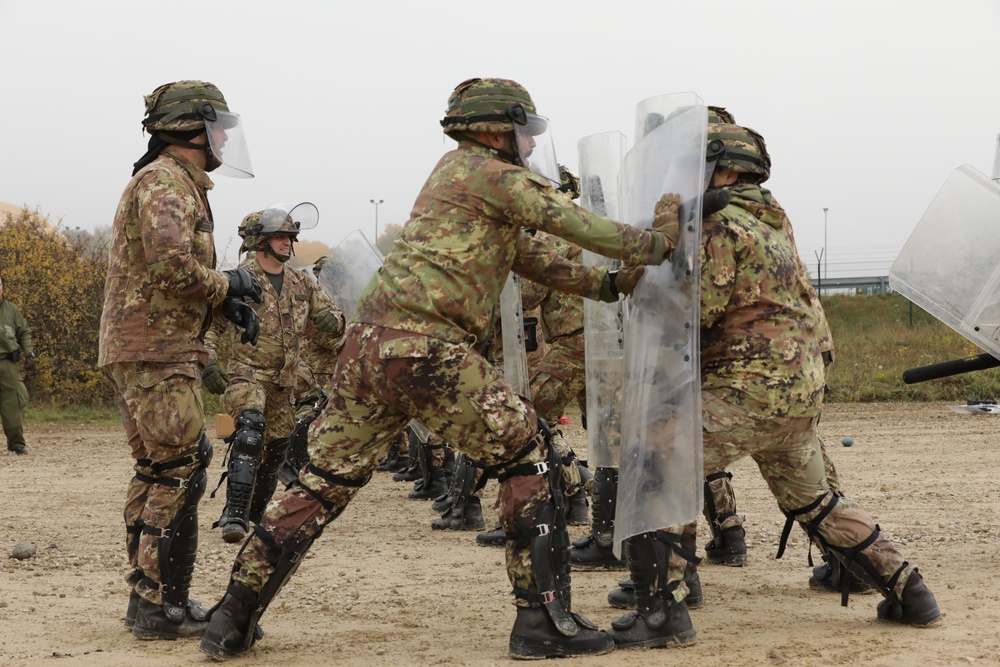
[570,561,627,571]
[704,554,747,566]
[610,629,697,649]
[508,638,615,659]
[132,625,204,640]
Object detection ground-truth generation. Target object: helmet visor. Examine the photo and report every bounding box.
[515,114,560,186]
[258,201,319,235]
[205,110,253,178]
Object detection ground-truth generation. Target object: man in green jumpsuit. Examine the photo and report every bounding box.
[0,275,33,455]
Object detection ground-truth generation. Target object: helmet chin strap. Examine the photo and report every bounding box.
[259,241,293,264]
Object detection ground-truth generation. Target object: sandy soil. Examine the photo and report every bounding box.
[2,402,999,666]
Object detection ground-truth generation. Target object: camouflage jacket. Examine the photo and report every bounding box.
[354,143,665,346]
[700,185,825,419]
[522,232,585,344]
[98,148,229,367]
[0,298,32,358]
[205,253,342,388]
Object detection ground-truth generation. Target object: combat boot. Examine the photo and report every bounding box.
[704,525,747,566]
[200,583,257,658]
[564,491,590,526]
[570,467,623,570]
[607,594,696,649]
[408,467,448,500]
[431,496,485,531]
[608,562,703,610]
[124,590,140,629]
[877,571,941,627]
[509,606,613,659]
[132,597,208,640]
[809,549,872,594]
[392,458,421,482]
[476,521,506,547]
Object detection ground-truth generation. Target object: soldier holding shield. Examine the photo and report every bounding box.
[200,77,677,660]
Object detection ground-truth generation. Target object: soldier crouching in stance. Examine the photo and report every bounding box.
[100,81,263,639]
[200,77,678,660]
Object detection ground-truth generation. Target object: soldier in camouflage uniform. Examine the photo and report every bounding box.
[201,77,678,661]
[0,274,34,455]
[99,80,264,640]
[203,204,344,543]
[607,121,941,650]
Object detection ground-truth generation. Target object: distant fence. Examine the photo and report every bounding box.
[806,258,894,297]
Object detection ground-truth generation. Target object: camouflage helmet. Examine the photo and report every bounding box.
[707,122,771,183]
[142,80,229,133]
[440,78,538,139]
[558,165,581,200]
[708,106,736,124]
[238,202,318,255]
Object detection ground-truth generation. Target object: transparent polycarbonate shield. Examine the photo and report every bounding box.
[258,202,319,235]
[205,110,253,178]
[889,165,1000,359]
[993,135,1000,181]
[614,93,707,557]
[579,131,628,469]
[319,229,383,321]
[499,272,531,398]
[515,114,561,186]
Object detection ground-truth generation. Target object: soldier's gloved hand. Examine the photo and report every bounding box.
[23,353,35,372]
[652,193,681,250]
[223,268,264,304]
[610,265,646,298]
[202,358,229,395]
[220,297,260,345]
[313,309,345,335]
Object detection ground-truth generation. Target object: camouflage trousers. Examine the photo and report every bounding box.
[529,335,587,497]
[105,361,206,605]
[693,390,913,596]
[232,324,550,603]
[705,427,843,533]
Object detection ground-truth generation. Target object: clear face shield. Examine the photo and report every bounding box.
[258,201,320,235]
[509,104,560,186]
[201,104,254,178]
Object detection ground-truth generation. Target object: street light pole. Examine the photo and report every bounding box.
[823,207,828,284]
[370,199,384,240]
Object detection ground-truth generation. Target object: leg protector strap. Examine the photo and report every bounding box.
[590,467,618,548]
[703,471,736,540]
[215,410,266,531]
[777,491,838,560]
[248,438,291,524]
[815,524,906,607]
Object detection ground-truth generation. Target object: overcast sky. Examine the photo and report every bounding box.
[2,0,998,273]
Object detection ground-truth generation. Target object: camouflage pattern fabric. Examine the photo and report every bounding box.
[204,253,342,390]
[0,298,32,449]
[231,140,667,606]
[105,361,205,605]
[694,185,914,597]
[100,146,228,607]
[232,324,548,595]
[353,143,666,347]
[99,147,229,367]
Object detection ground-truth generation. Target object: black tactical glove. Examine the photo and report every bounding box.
[678,189,732,226]
[202,358,229,395]
[313,310,344,335]
[223,268,264,304]
[220,297,260,345]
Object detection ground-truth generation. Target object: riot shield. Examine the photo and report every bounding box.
[889,165,1000,359]
[499,272,531,398]
[579,131,628,469]
[614,93,707,557]
[319,230,384,321]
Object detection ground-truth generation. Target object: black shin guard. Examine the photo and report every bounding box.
[140,434,213,621]
[217,409,266,532]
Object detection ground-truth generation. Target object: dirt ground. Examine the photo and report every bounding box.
[2,402,999,666]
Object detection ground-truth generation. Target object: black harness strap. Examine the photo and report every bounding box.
[777,492,837,559]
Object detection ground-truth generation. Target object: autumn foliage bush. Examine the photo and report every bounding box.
[0,208,112,405]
